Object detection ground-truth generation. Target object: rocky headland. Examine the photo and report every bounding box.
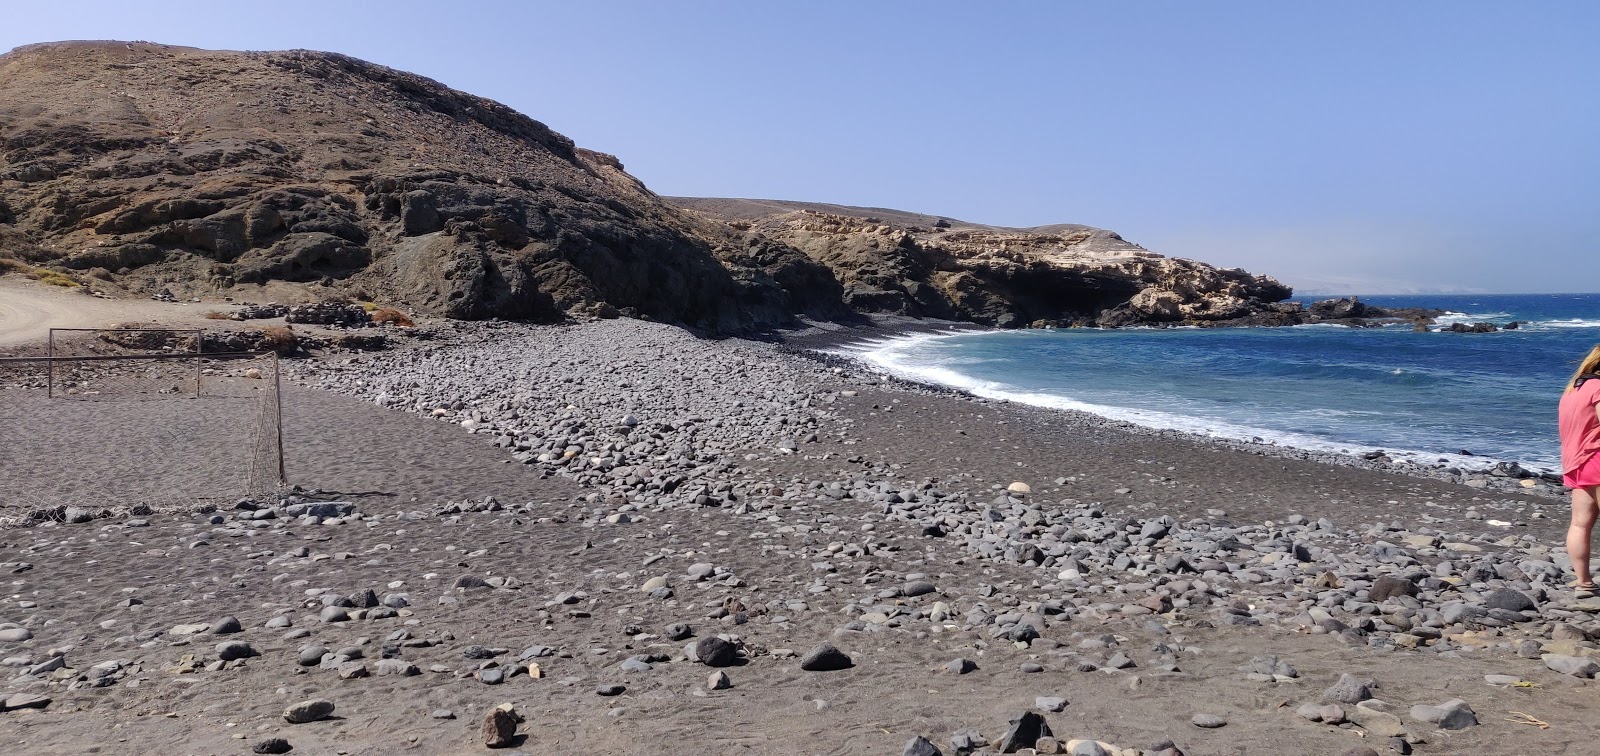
[0,40,1357,334]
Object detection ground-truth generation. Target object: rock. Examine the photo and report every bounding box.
[997,711,1052,753]
[319,606,349,623]
[902,580,937,597]
[707,671,731,690]
[950,729,989,754]
[904,735,943,756]
[209,616,243,634]
[478,667,505,684]
[1,693,51,711]
[1369,576,1418,602]
[1409,699,1478,729]
[215,641,256,661]
[1322,673,1376,703]
[482,704,518,748]
[0,628,33,643]
[296,645,327,666]
[376,659,419,676]
[943,658,977,674]
[1036,696,1067,712]
[432,709,455,719]
[282,699,335,724]
[1067,741,1109,756]
[597,683,625,696]
[799,642,852,671]
[1543,654,1600,678]
[1007,482,1032,495]
[1483,588,1536,612]
[696,637,739,667]
[337,662,370,679]
[1350,701,1410,738]
[252,738,293,754]
[666,623,693,641]
[1191,713,1227,728]
[640,575,670,593]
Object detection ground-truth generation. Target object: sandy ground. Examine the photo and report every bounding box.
[0,279,243,349]
[0,321,1594,756]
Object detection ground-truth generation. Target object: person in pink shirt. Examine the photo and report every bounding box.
[1560,345,1600,599]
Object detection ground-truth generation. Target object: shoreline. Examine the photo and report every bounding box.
[4,315,1594,755]
[776,316,1565,502]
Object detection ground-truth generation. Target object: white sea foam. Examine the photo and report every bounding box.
[1433,310,1513,326]
[840,330,1554,474]
[1522,318,1600,330]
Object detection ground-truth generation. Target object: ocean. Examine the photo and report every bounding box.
[843,294,1600,475]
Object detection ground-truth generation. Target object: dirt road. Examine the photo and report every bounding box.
[0,279,222,347]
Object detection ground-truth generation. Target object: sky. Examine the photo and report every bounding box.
[5,2,1597,294]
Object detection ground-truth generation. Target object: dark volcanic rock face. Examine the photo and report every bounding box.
[673,198,1297,329]
[0,41,840,333]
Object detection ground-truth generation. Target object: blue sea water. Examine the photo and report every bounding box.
[846,294,1600,474]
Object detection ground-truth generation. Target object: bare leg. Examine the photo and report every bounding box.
[1569,486,1599,587]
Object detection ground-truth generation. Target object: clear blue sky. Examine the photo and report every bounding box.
[6,2,1597,294]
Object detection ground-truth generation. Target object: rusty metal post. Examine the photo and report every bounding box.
[194,334,203,397]
[273,352,285,487]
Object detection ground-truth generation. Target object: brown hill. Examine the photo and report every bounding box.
[0,40,841,332]
[0,41,1295,331]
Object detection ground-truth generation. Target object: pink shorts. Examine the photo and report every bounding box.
[1566,453,1600,489]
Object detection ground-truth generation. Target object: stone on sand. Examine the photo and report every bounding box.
[696,637,738,667]
[1409,699,1478,729]
[997,711,1052,752]
[251,738,292,754]
[282,699,334,724]
[482,703,519,748]
[799,642,852,671]
[1542,654,1600,678]
[1322,673,1375,703]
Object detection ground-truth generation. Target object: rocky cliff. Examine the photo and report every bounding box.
[0,41,842,333]
[0,41,1296,332]
[672,198,1298,328]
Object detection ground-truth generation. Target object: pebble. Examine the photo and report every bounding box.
[696,637,738,667]
[1409,699,1478,729]
[1191,713,1227,728]
[707,670,731,690]
[482,704,518,748]
[282,699,335,724]
[799,642,852,671]
[943,658,976,674]
[251,738,292,755]
[597,684,625,696]
[1322,673,1375,703]
[1543,654,1600,678]
[209,616,243,634]
[0,628,32,643]
[1035,696,1067,712]
[215,641,256,661]
[903,735,942,756]
[997,711,1053,753]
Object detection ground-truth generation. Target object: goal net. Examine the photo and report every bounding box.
[0,328,286,525]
